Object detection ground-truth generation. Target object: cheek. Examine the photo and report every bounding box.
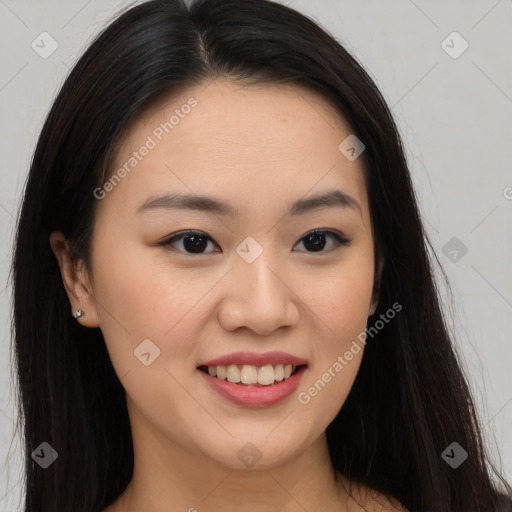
[90,231,211,334]
[87,235,210,433]
[295,254,373,425]
[297,302,366,438]
[298,253,375,341]
[88,231,227,397]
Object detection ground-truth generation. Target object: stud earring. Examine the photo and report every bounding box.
[74,309,83,319]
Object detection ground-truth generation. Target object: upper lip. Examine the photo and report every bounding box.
[198,351,308,367]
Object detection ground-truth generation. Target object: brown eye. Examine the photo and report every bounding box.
[294,230,351,253]
[158,229,351,255]
[159,231,219,254]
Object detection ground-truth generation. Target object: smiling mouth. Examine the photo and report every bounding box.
[197,363,305,386]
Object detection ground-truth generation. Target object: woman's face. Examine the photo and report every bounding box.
[83,79,376,469]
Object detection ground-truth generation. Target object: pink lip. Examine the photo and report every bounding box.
[198,365,307,408]
[198,351,308,367]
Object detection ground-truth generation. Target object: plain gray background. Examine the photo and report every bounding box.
[0,0,511,509]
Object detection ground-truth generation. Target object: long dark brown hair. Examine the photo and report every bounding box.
[11,0,512,510]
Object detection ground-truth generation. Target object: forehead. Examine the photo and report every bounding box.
[100,79,369,218]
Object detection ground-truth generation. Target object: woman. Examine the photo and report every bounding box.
[11,0,512,511]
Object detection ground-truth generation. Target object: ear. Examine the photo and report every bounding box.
[49,231,100,328]
[369,255,384,316]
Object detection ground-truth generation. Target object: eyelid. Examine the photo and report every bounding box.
[157,230,220,252]
[301,228,351,245]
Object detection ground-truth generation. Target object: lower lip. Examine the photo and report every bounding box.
[198,366,307,408]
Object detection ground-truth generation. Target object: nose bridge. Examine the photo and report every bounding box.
[218,240,299,334]
[236,244,285,304]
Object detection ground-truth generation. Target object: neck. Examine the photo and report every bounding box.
[108,403,352,512]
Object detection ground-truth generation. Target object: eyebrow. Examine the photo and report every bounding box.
[137,189,362,217]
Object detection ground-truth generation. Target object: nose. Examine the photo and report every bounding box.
[216,253,300,336]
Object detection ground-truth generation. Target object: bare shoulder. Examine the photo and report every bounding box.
[344,480,408,512]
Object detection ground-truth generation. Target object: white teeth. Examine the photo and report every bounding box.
[274,364,284,381]
[258,364,275,385]
[226,364,240,383]
[205,363,299,386]
[240,365,258,384]
[216,366,227,380]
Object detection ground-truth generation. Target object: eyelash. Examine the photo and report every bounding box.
[158,229,352,255]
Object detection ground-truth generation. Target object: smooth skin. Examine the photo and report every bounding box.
[50,79,406,511]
